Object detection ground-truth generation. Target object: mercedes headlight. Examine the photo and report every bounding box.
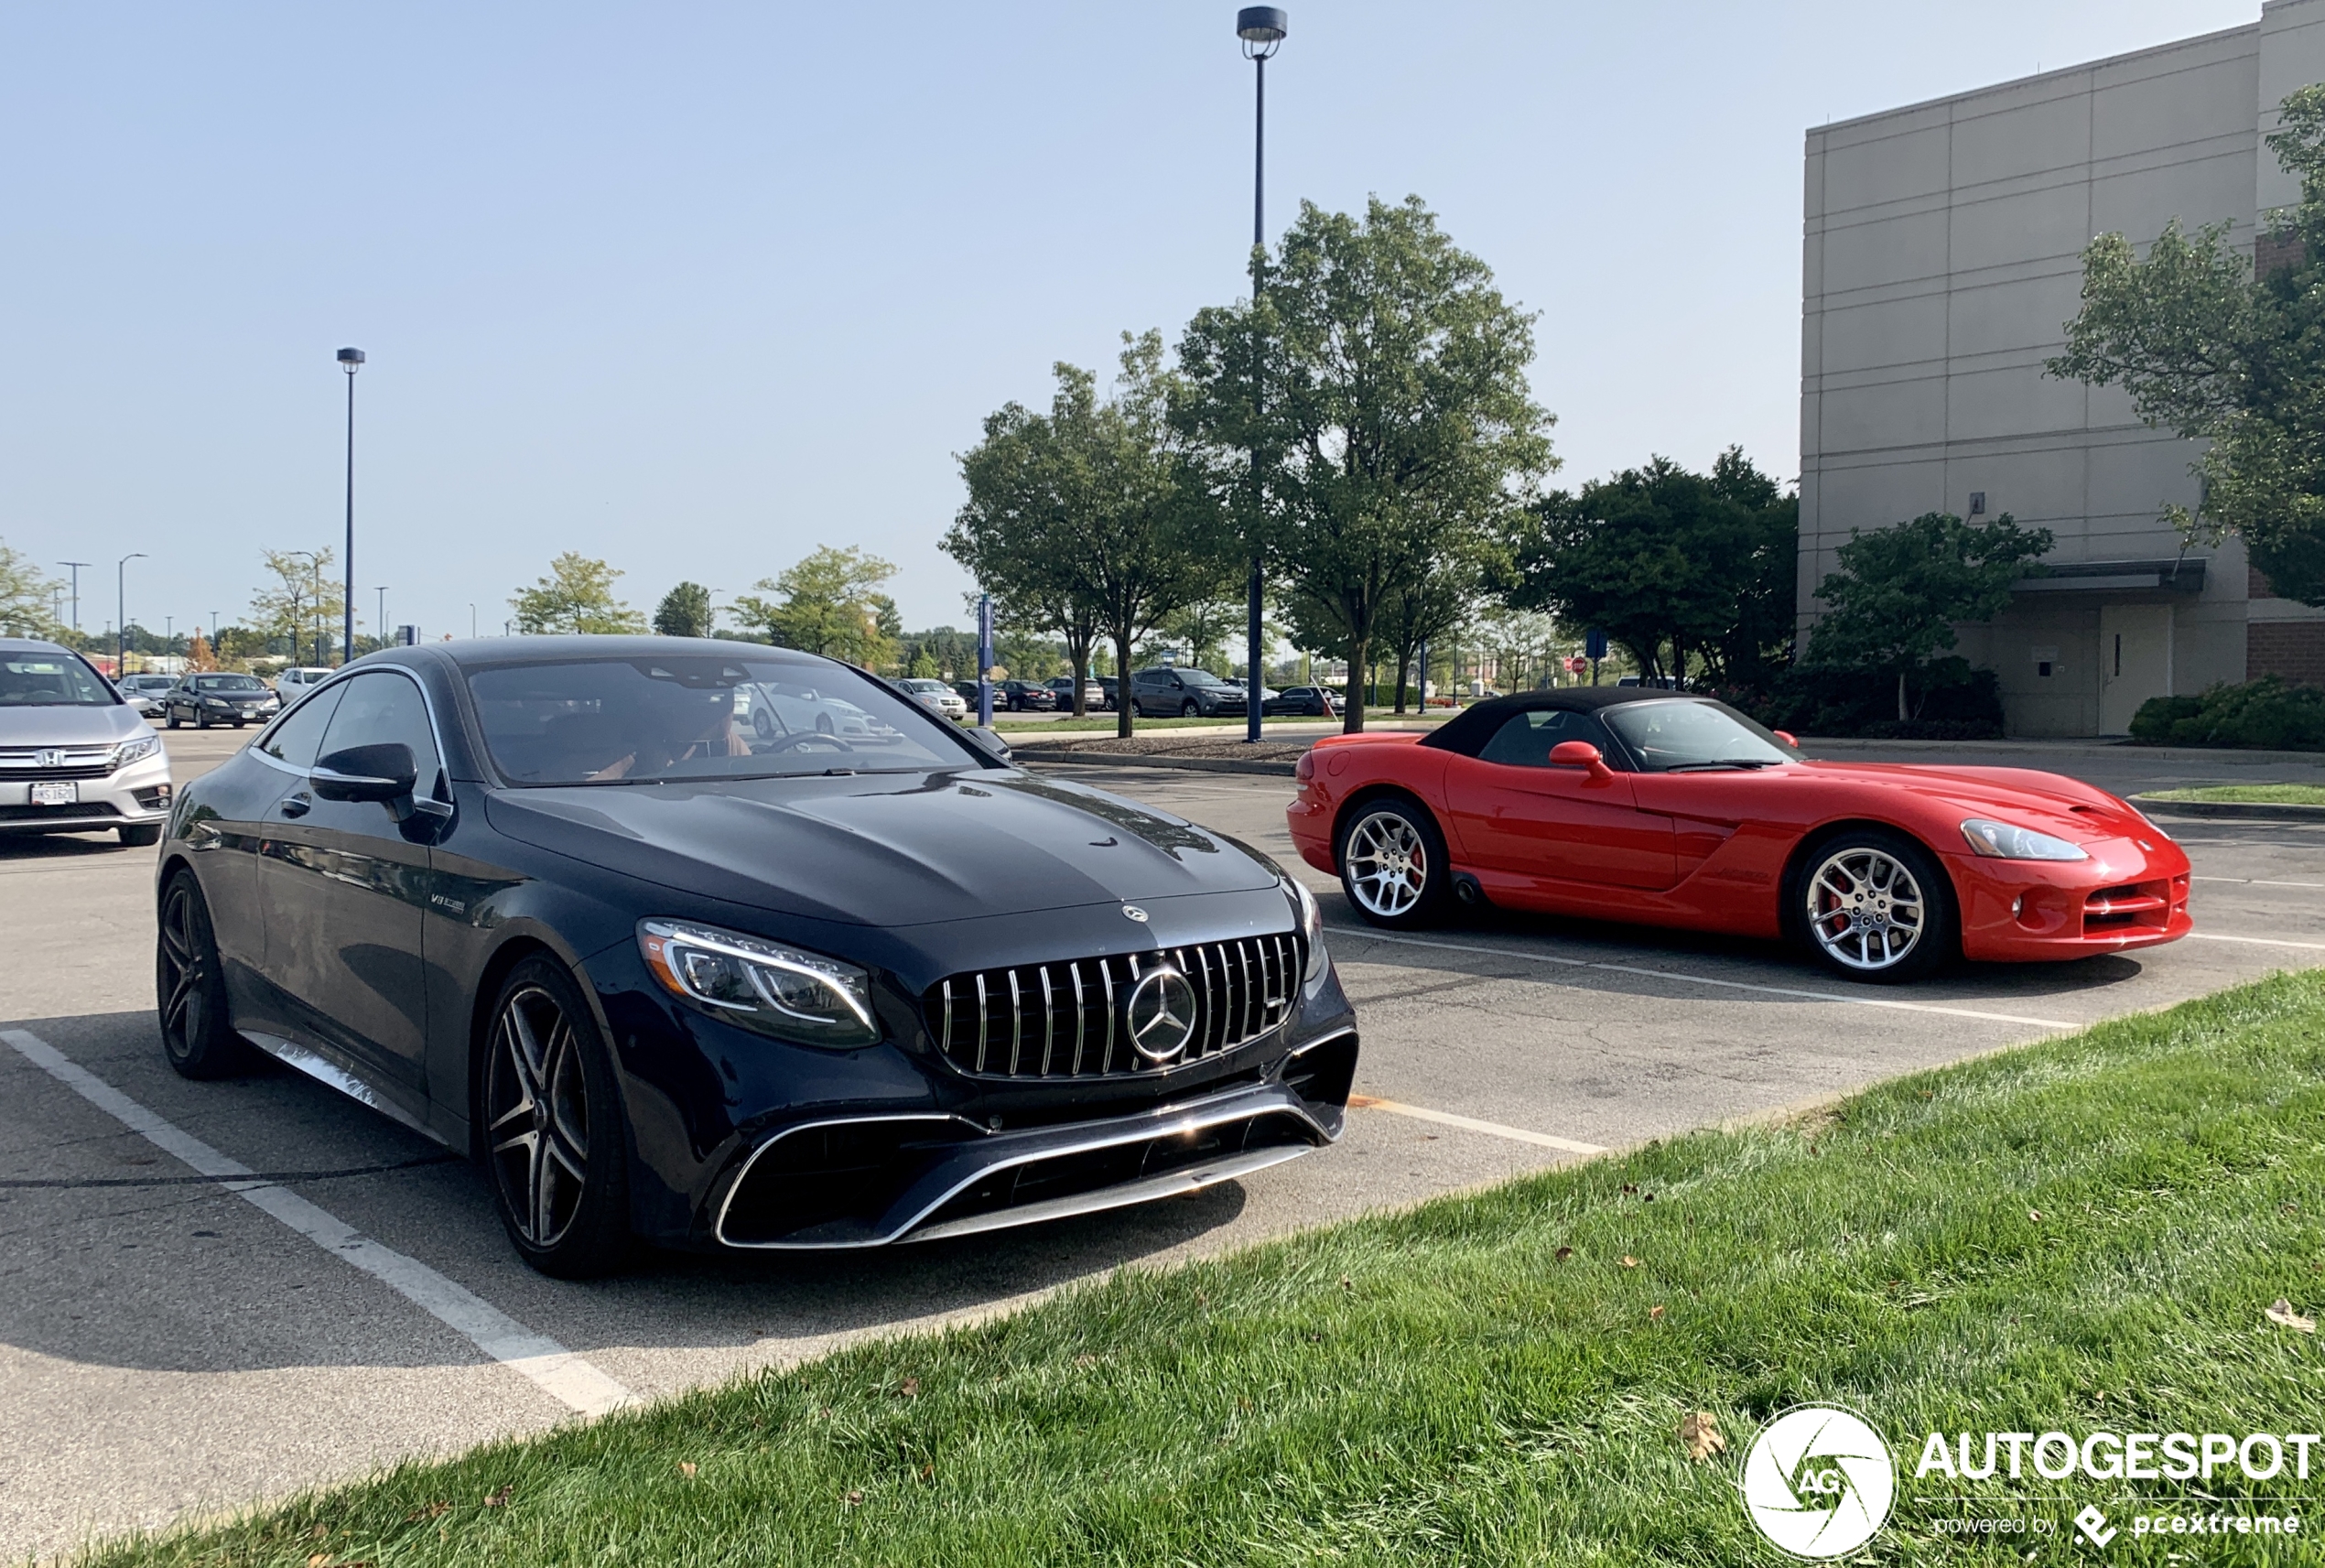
[638,920,881,1047]
[1286,876,1329,984]
[112,732,160,770]
[1960,818,2089,862]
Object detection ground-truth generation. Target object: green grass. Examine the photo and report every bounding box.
[2143,784,2325,806]
[84,976,2325,1565]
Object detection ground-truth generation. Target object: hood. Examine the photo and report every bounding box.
[0,703,146,747]
[485,767,1281,926]
[1797,761,2148,842]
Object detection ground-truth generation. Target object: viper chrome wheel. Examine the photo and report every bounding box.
[1804,844,1927,973]
[1345,808,1431,919]
[487,984,591,1250]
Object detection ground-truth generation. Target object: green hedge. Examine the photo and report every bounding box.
[2130,676,2325,750]
[1722,656,2006,741]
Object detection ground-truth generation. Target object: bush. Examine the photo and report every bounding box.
[1724,656,2006,741]
[2129,676,2325,749]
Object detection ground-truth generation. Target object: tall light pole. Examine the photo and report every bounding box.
[337,348,364,665]
[116,552,146,676]
[60,561,89,635]
[470,603,477,639]
[1238,6,1285,743]
[376,586,389,650]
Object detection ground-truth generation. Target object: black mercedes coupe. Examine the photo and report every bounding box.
[155,637,1357,1275]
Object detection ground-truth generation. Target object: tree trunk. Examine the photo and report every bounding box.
[1897,666,1909,723]
[1113,625,1137,739]
[1342,638,1368,734]
[1065,631,1095,719]
[1393,647,1412,715]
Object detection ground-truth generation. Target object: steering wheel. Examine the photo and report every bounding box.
[756,731,855,754]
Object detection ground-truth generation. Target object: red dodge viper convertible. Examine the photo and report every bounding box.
[1286,690,2191,982]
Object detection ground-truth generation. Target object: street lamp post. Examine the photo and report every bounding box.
[376,587,388,651]
[116,553,146,677]
[1237,6,1285,743]
[338,348,364,665]
[60,561,89,635]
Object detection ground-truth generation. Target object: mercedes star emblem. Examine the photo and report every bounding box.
[1121,904,1150,922]
[1123,966,1199,1063]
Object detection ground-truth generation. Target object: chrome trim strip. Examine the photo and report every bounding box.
[973,972,989,1073]
[247,666,453,796]
[1069,961,1087,1075]
[903,1143,1314,1244]
[710,1112,979,1249]
[1006,969,1023,1075]
[233,1028,438,1142]
[1037,965,1055,1076]
[940,979,954,1054]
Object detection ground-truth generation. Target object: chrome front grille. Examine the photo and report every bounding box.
[0,748,117,781]
[925,931,1305,1079]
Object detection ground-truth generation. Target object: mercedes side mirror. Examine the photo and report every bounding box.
[1549,740,1615,782]
[311,741,418,804]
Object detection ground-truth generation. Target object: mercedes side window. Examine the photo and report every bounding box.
[1476,708,1621,769]
[255,684,349,770]
[317,672,443,793]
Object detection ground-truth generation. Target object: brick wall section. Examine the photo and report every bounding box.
[2256,231,2309,278]
[2253,564,2276,598]
[2248,621,2325,684]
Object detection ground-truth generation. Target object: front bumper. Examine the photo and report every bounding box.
[1951,838,2193,961]
[0,752,172,835]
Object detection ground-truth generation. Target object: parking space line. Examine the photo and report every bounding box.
[2193,876,2325,891]
[2188,931,2325,952]
[1,1029,632,1419]
[1333,928,2080,1030]
[1347,1094,1605,1153]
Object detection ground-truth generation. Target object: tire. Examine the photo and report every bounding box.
[119,823,163,847]
[157,871,254,1077]
[195,709,210,730]
[481,957,633,1277]
[166,708,180,730]
[1336,796,1453,929]
[1787,827,1956,983]
[1181,699,1199,718]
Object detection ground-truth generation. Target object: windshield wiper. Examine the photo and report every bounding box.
[1665,758,1784,773]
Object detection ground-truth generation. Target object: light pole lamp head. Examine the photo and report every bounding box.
[337,346,365,374]
[1237,5,1285,58]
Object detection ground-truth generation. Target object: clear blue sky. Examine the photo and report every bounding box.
[0,0,2256,645]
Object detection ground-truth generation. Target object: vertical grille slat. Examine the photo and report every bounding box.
[925,930,1303,1080]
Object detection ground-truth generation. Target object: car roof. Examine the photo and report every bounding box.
[413,634,838,673]
[1420,689,1720,756]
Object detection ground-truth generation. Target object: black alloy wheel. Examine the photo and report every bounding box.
[157,872,253,1077]
[483,957,631,1277]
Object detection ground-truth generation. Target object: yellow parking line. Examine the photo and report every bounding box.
[1348,1094,1606,1154]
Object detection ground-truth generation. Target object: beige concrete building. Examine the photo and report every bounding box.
[1800,0,2325,734]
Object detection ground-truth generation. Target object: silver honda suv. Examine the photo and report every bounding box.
[0,638,172,846]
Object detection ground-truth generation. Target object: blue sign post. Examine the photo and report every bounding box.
[1584,627,1606,687]
[976,593,995,728]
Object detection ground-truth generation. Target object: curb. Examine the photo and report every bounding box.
[2131,792,2325,823]
[1011,747,1300,778]
[1802,736,2325,766]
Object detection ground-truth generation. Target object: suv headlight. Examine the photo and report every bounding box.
[638,920,881,1047]
[1960,818,2089,862]
[1286,876,1329,984]
[112,732,160,770]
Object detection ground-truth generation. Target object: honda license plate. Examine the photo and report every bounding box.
[31,782,76,806]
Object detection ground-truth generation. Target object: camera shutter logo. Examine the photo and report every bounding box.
[1122,967,1198,1063]
[1740,1405,1895,1559]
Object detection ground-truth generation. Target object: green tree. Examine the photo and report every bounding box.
[1511,448,1796,687]
[512,553,646,635]
[731,546,898,668]
[0,540,59,638]
[2049,85,2325,601]
[1810,512,2053,720]
[947,335,1226,733]
[248,547,346,664]
[653,581,716,638]
[1177,196,1554,731]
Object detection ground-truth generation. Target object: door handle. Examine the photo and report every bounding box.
[279,794,311,818]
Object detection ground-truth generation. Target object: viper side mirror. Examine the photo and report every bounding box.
[1549,740,1615,783]
[1773,730,1799,749]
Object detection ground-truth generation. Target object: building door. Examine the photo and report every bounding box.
[2099,603,2173,735]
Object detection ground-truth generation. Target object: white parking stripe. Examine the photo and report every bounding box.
[2193,876,2325,891]
[1333,928,2080,1030]
[2187,931,2325,952]
[1,1029,632,1419]
[1348,1094,1605,1153]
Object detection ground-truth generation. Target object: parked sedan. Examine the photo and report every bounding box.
[0,638,172,846]
[995,680,1057,712]
[119,673,176,719]
[156,636,1357,1275]
[1289,689,2190,982]
[1263,686,1340,718]
[898,677,968,721]
[164,673,280,729]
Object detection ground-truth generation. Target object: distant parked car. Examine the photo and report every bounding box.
[1263,685,1340,718]
[118,673,175,719]
[1044,676,1106,712]
[995,680,1057,712]
[951,680,983,709]
[1129,667,1279,719]
[0,639,173,846]
[276,665,335,693]
[1095,676,1120,711]
[163,672,280,730]
[898,677,968,720]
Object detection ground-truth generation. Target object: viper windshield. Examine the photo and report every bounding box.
[469,656,980,784]
[1601,699,1798,773]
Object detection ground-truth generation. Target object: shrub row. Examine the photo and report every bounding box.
[2131,676,2325,750]
[1716,656,2006,741]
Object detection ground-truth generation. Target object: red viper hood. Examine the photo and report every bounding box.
[1795,762,2151,844]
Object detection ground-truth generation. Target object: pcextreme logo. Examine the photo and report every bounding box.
[1740,1404,1898,1559]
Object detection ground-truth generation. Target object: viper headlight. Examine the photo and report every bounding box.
[1286,876,1328,983]
[638,920,880,1047]
[112,732,160,771]
[1960,818,2089,862]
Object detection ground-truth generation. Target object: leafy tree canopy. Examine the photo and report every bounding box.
[1177,195,1553,730]
[512,552,647,636]
[1810,511,2052,719]
[249,546,347,662]
[653,581,716,638]
[732,546,897,668]
[1511,448,1795,687]
[0,539,59,639]
[2049,85,2325,602]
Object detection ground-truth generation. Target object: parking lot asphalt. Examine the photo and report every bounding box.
[5,727,2323,1557]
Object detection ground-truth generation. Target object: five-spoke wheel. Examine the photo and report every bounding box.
[483,958,630,1276]
[157,872,251,1077]
[1337,798,1450,928]
[1793,830,1953,982]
